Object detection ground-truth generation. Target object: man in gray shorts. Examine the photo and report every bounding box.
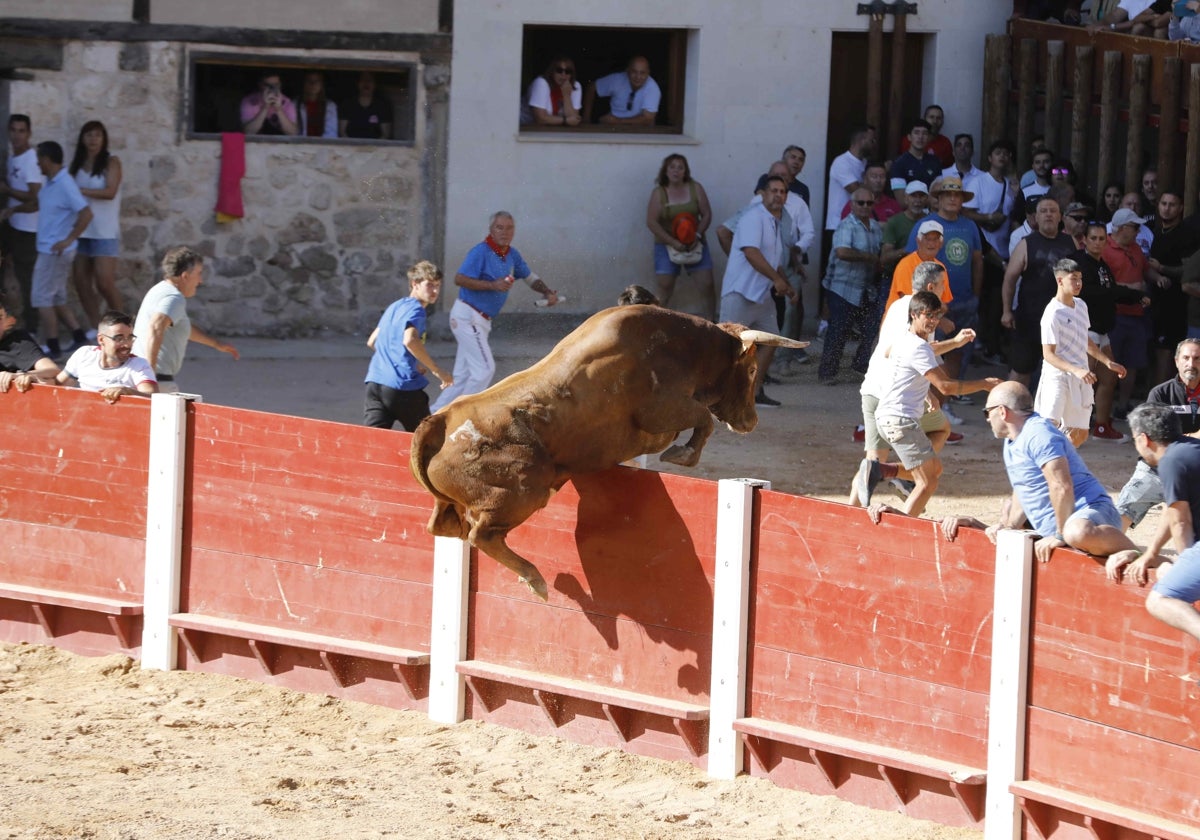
[717,175,798,407]
[854,290,1001,518]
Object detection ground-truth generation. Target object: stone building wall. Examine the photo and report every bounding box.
[9,39,448,336]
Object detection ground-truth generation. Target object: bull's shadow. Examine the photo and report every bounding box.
[552,467,712,697]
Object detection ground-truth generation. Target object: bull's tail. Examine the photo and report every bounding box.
[408,413,467,538]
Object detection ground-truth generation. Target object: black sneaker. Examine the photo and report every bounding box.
[755,389,781,408]
[763,372,781,385]
[853,459,882,506]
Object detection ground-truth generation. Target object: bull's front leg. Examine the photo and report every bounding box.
[636,400,714,468]
[469,525,549,600]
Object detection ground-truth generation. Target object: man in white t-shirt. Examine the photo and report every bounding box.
[853,290,1001,518]
[964,139,1018,260]
[825,125,876,233]
[57,310,157,403]
[0,114,43,334]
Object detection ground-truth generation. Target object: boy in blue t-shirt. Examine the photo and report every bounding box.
[363,260,452,431]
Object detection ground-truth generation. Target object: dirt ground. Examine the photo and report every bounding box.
[3,317,1160,840]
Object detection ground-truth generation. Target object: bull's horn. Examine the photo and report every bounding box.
[739,329,810,350]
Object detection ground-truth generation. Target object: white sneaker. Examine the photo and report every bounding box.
[943,404,965,426]
[817,319,828,338]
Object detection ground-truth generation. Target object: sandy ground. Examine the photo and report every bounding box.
[3,315,1160,839]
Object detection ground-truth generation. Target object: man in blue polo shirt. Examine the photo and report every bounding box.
[584,56,661,127]
[429,211,558,412]
[12,141,92,359]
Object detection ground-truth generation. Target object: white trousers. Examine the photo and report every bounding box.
[429,298,496,412]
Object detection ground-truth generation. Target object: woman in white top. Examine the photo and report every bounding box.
[298,71,339,138]
[69,120,123,327]
[520,56,582,127]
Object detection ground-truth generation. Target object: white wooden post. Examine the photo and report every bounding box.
[140,393,194,671]
[707,477,770,779]
[984,529,1035,840]
[427,535,471,723]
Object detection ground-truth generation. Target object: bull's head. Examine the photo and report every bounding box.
[710,329,808,432]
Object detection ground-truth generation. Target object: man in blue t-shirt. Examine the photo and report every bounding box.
[363,260,452,431]
[429,212,558,413]
[1110,404,1200,650]
[983,381,1138,563]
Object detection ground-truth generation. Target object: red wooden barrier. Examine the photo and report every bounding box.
[170,404,434,710]
[1017,554,1200,839]
[459,467,717,766]
[737,494,995,828]
[0,386,149,655]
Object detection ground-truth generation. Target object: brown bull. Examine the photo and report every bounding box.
[409,305,805,599]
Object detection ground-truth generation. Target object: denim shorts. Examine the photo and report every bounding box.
[653,240,713,276]
[76,237,119,258]
[1066,497,1123,532]
[1154,541,1200,602]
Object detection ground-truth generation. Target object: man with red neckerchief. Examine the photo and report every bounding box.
[430,211,558,412]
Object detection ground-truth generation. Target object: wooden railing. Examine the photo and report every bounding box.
[983,20,1200,213]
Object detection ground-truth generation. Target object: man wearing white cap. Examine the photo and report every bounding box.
[904,176,983,420]
[886,218,950,311]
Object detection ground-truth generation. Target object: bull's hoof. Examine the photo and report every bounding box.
[522,572,549,601]
[660,444,699,467]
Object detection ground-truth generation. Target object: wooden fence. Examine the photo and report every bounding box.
[0,386,1197,839]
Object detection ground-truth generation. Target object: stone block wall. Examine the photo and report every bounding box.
[9,40,448,336]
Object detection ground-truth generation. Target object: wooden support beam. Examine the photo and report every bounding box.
[463,675,498,713]
[982,34,1012,148]
[1070,45,1094,193]
[887,10,909,158]
[808,747,843,789]
[1098,50,1122,191]
[601,703,631,743]
[1159,57,1182,193]
[29,604,54,639]
[174,627,205,663]
[1044,40,1065,155]
[741,734,774,772]
[532,689,563,728]
[247,639,277,676]
[1126,53,1151,195]
[671,718,707,758]
[866,13,884,136]
[878,764,911,809]
[1188,64,1200,217]
[1016,38,1039,173]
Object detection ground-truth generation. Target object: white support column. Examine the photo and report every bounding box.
[427,535,472,723]
[707,477,770,779]
[140,393,193,671]
[984,529,1035,840]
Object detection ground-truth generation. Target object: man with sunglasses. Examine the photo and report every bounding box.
[818,188,883,385]
[56,310,156,403]
[583,56,660,127]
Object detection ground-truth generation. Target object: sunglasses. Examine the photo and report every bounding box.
[982,405,1002,418]
[854,199,876,207]
[553,66,573,74]
[1052,168,1069,176]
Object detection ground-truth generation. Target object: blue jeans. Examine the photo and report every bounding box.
[818,289,877,380]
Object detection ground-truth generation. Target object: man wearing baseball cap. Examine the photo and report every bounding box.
[1105,206,1166,415]
[904,175,983,421]
[887,218,951,311]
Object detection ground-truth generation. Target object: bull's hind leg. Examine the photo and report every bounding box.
[426,499,467,538]
[469,526,549,600]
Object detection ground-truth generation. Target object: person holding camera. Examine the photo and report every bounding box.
[240,71,298,137]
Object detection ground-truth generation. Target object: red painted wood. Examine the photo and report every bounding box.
[180,547,431,652]
[1028,556,1200,749]
[744,646,989,768]
[184,405,434,580]
[743,492,994,770]
[1025,708,1200,829]
[0,386,149,537]
[0,521,144,599]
